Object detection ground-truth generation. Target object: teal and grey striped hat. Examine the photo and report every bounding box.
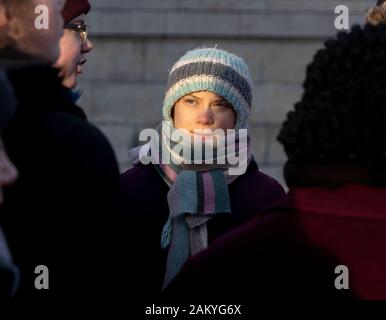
[163,47,253,129]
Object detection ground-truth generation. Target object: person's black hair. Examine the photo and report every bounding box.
[278,24,386,172]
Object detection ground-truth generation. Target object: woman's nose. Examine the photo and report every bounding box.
[82,39,93,54]
[196,108,214,125]
[0,152,18,187]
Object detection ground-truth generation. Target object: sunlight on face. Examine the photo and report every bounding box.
[173,91,236,135]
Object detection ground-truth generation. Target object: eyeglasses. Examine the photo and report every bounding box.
[63,23,89,50]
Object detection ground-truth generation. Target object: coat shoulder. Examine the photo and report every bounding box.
[242,168,285,191]
[41,111,110,146]
[121,164,163,187]
[229,167,286,214]
[120,164,169,204]
[4,108,121,207]
[35,110,119,170]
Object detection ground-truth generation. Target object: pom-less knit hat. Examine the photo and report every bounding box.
[62,0,91,23]
[163,47,253,129]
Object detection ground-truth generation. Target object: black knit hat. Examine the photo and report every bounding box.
[0,70,16,130]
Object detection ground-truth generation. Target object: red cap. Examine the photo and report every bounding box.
[62,0,91,23]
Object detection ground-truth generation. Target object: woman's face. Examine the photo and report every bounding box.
[0,136,18,206]
[173,91,236,134]
[54,14,93,88]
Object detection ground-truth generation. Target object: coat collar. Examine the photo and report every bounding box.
[0,46,45,69]
[6,64,86,119]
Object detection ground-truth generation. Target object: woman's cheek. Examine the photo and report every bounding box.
[62,72,78,88]
[64,43,82,77]
[70,35,82,63]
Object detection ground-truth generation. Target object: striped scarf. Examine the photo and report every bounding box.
[128,121,251,288]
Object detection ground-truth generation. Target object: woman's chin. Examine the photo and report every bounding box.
[62,74,77,89]
[191,133,221,145]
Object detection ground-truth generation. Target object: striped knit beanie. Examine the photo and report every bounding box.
[163,48,253,129]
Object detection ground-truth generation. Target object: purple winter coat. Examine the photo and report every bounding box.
[120,160,285,299]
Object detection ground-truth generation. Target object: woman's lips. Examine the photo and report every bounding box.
[77,59,87,74]
[190,131,217,141]
[190,130,214,135]
[191,132,212,136]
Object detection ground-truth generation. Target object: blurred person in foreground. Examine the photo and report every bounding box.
[0,69,18,301]
[0,0,126,310]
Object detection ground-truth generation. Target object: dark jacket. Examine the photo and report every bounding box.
[1,64,125,309]
[0,62,18,302]
[0,70,16,129]
[164,183,386,301]
[0,227,18,301]
[120,161,285,299]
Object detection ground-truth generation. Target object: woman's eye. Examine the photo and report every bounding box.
[214,102,230,108]
[185,99,197,105]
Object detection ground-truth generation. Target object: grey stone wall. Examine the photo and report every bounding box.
[78,0,374,187]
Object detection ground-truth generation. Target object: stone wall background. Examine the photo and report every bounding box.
[78,0,374,187]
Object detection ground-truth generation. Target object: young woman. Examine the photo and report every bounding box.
[121,47,286,297]
[55,0,93,89]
